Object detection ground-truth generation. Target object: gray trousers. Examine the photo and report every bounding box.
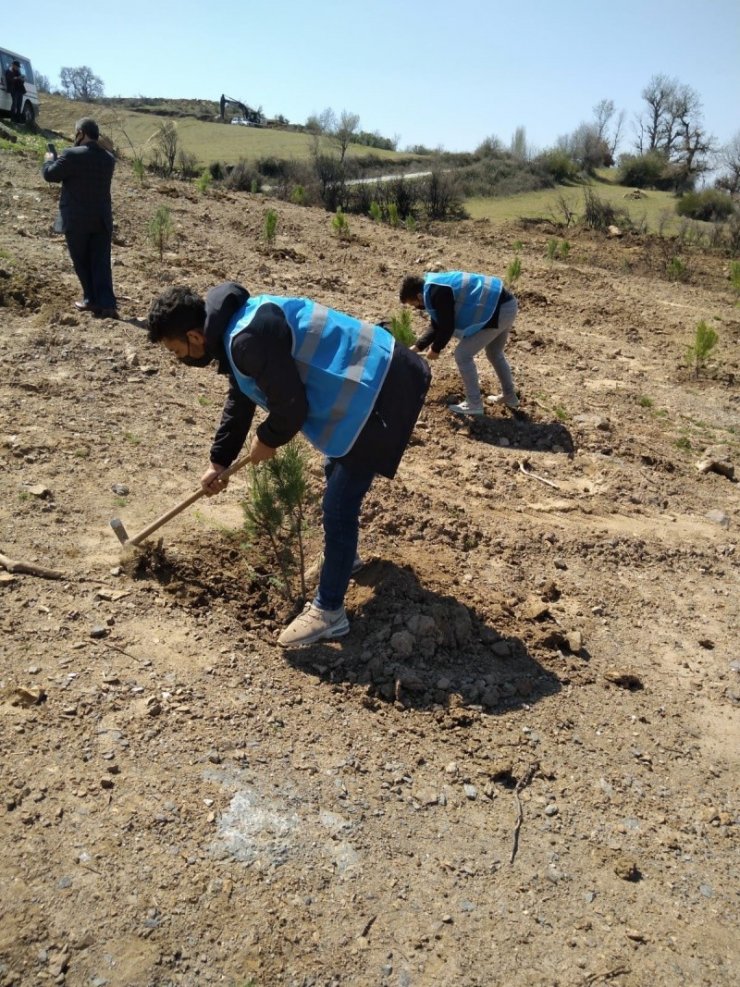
[454,297,518,406]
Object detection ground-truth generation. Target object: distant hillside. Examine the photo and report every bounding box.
[37,94,415,170]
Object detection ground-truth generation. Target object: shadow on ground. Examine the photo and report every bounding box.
[284,559,562,715]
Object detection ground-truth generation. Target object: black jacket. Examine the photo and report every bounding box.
[203,282,431,479]
[416,282,514,353]
[42,141,115,233]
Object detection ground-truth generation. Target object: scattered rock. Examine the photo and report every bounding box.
[614,857,640,881]
[390,630,415,657]
[696,446,734,480]
[27,483,51,498]
[705,509,730,528]
[604,668,644,691]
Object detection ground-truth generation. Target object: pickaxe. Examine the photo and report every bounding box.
[110,453,252,547]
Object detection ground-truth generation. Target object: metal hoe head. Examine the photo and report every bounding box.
[110,518,130,545]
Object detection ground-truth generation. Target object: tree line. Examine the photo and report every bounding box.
[34,64,740,196]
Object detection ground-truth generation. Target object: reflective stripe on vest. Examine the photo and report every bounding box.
[224,295,395,458]
[423,271,503,338]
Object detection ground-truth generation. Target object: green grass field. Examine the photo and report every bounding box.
[37,94,413,168]
[464,175,682,233]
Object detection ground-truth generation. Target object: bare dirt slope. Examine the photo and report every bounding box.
[1,148,738,987]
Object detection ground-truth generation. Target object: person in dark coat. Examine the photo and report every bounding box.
[147,282,431,647]
[41,117,118,318]
[5,60,25,122]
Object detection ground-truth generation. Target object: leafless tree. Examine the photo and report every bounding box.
[635,74,716,187]
[151,122,178,177]
[34,71,52,94]
[510,126,528,161]
[715,131,740,195]
[59,66,104,101]
[593,98,625,159]
[332,110,360,164]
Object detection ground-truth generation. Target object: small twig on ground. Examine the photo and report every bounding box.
[517,460,561,489]
[509,761,539,865]
[583,966,630,985]
[97,640,149,665]
[360,915,377,939]
[0,551,64,580]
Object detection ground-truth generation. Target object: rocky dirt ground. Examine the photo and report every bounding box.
[0,137,738,987]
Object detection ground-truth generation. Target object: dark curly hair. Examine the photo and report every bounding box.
[147,286,206,343]
[399,274,425,303]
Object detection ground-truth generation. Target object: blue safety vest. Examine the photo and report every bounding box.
[423,271,503,338]
[224,295,395,458]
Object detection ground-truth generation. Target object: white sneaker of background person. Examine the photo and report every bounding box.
[449,399,485,417]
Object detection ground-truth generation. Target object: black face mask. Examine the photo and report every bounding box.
[181,353,213,368]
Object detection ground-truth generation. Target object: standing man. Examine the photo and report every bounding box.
[400,271,520,415]
[147,283,431,647]
[5,60,25,122]
[42,118,118,318]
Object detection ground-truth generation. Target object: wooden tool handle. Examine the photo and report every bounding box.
[127,454,253,546]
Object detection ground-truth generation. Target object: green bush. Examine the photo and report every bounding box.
[290,185,306,205]
[666,256,688,282]
[369,201,382,222]
[617,151,673,190]
[676,189,735,222]
[195,168,212,194]
[223,158,260,191]
[536,148,579,183]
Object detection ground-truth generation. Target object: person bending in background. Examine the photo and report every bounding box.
[147,283,431,647]
[400,270,519,416]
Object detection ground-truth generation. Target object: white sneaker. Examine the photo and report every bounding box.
[277,602,350,647]
[487,393,520,410]
[449,400,484,417]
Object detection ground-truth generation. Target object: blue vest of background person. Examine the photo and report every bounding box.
[224,294,394,460]
[423,271,503,338]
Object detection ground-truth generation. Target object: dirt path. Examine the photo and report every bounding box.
[1,148,738,987]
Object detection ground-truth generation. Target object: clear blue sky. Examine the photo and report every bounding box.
[10,0,740,153]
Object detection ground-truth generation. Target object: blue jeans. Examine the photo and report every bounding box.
[315,459,375,612]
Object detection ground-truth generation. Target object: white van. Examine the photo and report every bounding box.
[0,46,40,124]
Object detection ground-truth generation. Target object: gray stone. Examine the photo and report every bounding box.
[390,630,415,657]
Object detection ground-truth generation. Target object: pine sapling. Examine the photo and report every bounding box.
[148,206,174,261]
[388,309,416,347]
[506,254,522,288]
[264,209,278,245]
[241,441,313,601]
[686,320,718,378]
[332,208,351,240]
